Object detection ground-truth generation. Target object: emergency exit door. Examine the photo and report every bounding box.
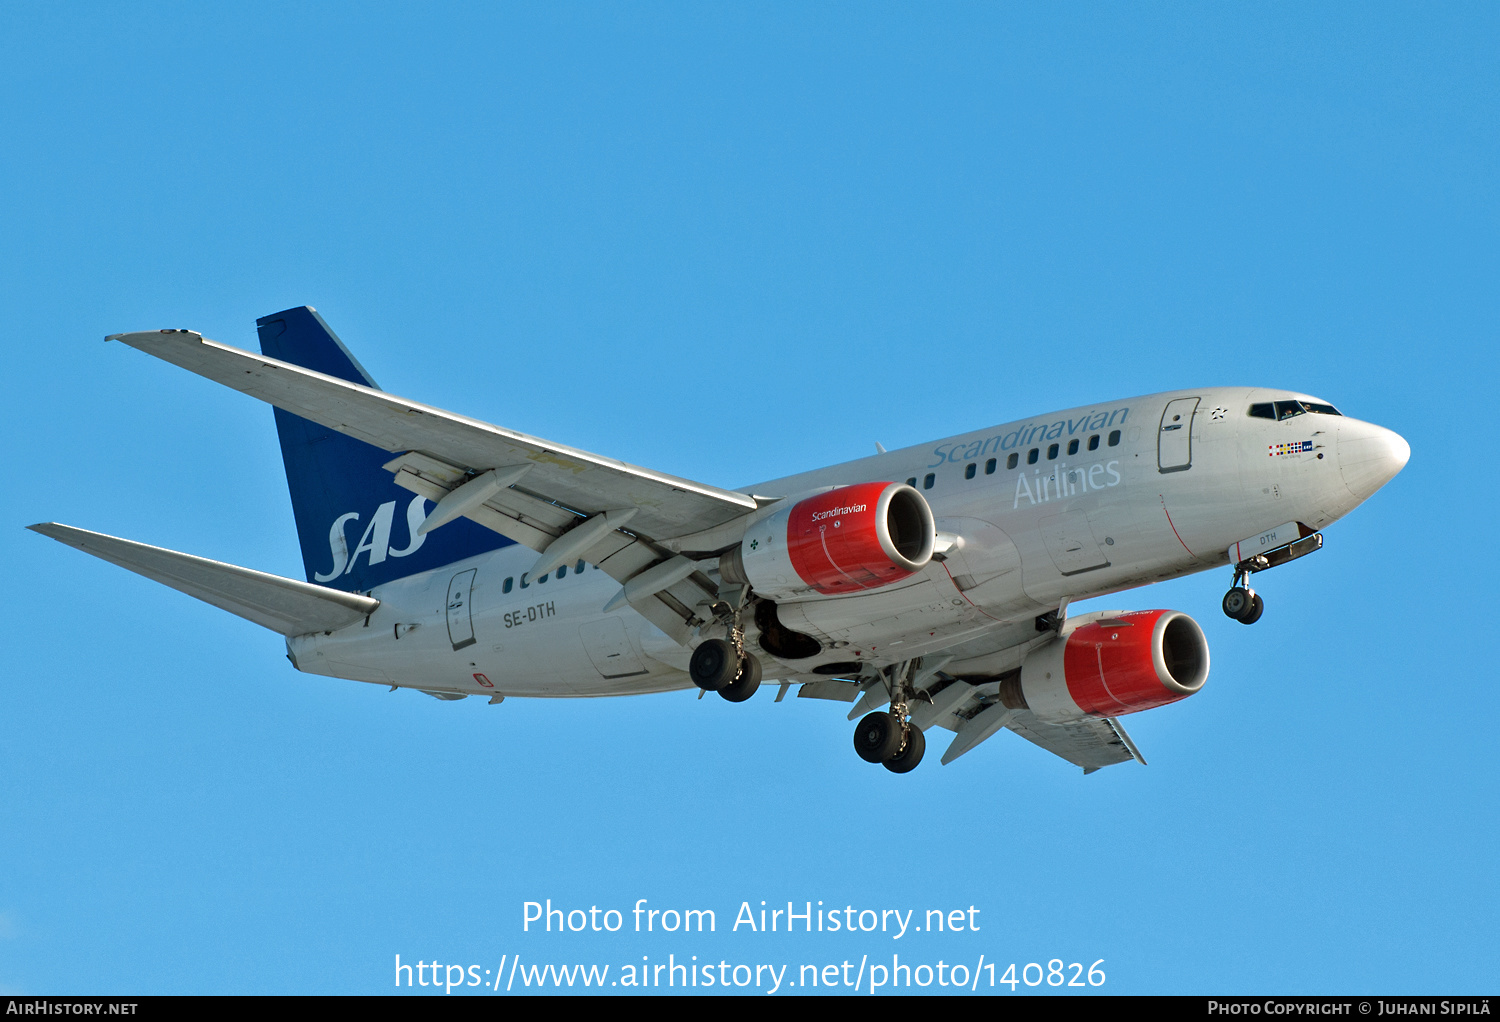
[446,568,477,650]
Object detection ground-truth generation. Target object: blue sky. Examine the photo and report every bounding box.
[1,2,1496,995]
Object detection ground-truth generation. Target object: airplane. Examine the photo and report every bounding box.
[29,307,1410,774]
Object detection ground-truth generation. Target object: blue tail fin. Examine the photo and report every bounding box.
[257,306,512,592]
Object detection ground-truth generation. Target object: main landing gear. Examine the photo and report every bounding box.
[690,638,762,701]
[1222,557,1267,625]
[852,662,925,773]
[854,711,925,773]
[690,586,761,702]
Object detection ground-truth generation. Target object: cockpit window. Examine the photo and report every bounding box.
[1254,399,1342,419]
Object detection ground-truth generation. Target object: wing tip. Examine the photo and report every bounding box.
[106,329,203,346]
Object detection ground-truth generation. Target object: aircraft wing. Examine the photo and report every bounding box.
[108,329,763,643]
[1004,711,1143,772]
[841,662,1146,772]
[109,330,758,539]
[29,523,379,636]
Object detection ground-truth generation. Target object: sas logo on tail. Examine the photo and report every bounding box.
[316,495,431,582]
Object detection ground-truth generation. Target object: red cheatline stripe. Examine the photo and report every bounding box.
[1160,496,1195,556]
[941,560,1005,622]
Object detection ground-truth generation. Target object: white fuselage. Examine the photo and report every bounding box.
[288,386,1407,698]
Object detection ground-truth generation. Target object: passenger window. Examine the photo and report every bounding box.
[1027,448,1039,465]
[1047,443,1059,460]
[503,577,513,594]
[965,463,976,480]
[1249,403,1276,420]
[576,559,587,573]
[1108,430,1121,446]
[1067,439,1079,455]
[985,458,996,475]
[538,572,548,583]
[1274,400,1306,420]
[1088,434,1100,451]
[1007,452,1019,469]
[520,573,529,589]
[556,564,567,579]
[923,473,935,489]
[906,477,917,487]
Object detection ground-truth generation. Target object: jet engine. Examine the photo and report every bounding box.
[1002,610,1210,724]
[720,481,936,601]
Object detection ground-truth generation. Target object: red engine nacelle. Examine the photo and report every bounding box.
[1008,610,1210,724]
[721,481,936,601]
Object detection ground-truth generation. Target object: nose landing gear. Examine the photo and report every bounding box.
[1221,525,1326,626]
[1222,556,1268,625]
[1222,584,1264,624]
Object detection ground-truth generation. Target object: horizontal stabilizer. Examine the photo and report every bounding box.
[28,523,379,636]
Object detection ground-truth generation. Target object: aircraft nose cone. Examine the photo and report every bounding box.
[1337,421,1410,502]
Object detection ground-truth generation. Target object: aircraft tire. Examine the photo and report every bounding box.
[853,712,904,764]
[1239,592,1265,625]
[883,725,926,773]
[1222,587,1253,621]
[719,654,762,703]
[690,638,737,691]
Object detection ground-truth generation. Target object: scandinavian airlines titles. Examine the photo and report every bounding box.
[928,406,1131,468]
[1013,460,1122,509]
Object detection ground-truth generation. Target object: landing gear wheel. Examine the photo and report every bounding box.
[719,653,762,702]
[1239,592,1265,625]
[690,638,737,691]
[1222,587,1253,621]
[883,725,926,773]
[853,712,904,764]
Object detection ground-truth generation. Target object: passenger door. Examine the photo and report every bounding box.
[1158,397,1200,473]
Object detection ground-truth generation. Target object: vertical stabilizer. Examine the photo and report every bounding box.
[257,307,511,592]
